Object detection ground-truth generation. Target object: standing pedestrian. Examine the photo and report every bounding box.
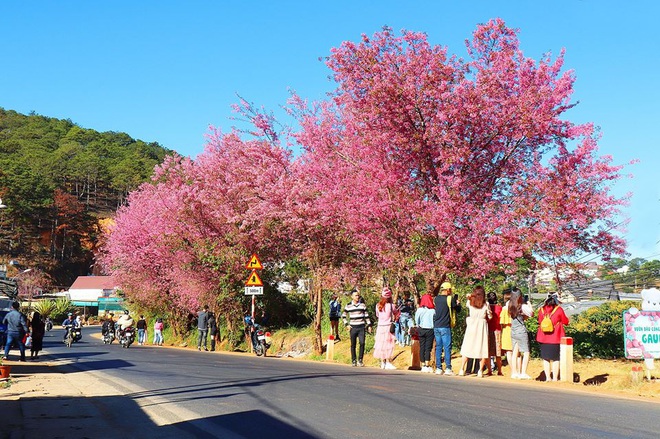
[2,302,29,362]
[536,293,569,381]
[486,291,503,376]
[458,286,492,377]
[373,287,399,370]
[342,289,372,366]
[29,312,45,360]
[208,311,218,351]
[433,282,462,375]
[329,293,342,341]
[136,315,147,345]
[153,318,164,346]
[499,289,514,377]
[197,305,210,351]
[509,290,533,379]
[397,292,415,346]
[414,293,435,373]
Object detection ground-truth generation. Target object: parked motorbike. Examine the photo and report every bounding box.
[245,316,271,356]
[118,326,135,348]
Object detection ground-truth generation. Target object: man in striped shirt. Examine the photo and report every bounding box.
[342,289,372,366]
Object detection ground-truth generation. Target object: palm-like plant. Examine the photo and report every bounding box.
[32,299,57,318]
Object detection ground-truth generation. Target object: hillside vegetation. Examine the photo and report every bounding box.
[0,108,173,287]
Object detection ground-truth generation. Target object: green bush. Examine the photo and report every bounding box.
[566,301,637,359]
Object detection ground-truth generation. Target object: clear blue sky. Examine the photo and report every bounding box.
[1,1,658,260]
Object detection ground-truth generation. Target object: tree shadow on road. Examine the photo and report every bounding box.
[1,394,320,439]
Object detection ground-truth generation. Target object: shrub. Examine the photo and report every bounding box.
[566,301,637,359]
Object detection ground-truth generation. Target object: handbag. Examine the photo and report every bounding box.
[389,303,396,334]
[25,335,33,348]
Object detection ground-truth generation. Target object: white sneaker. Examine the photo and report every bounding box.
[385,362,397,370]
[519,373,531,380]
[444,369,454,376]
[435,369,443,375]
[458,369,465,376]
[511,373,520,379]
[380,362,386,369]
[422,366,431,373]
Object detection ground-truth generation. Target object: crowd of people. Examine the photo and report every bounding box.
[101,311,168,347]
[331,283,570,381]
[2,301,46,362]
[4,284,568,382]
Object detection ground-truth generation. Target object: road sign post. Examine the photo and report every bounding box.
[244,287,264,295]
[245,254,264,321]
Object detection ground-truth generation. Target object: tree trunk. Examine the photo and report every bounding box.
[312,276,324,355]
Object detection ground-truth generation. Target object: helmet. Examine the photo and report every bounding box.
[124,310,129,315]
[67,313,73,316]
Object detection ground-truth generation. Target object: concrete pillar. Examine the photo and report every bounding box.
[325,335,335,361]
[631,365,643,384]
[409,328,421,370]
[560,337,573,382]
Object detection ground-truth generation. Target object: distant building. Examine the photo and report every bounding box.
[65,276,124,314]
[532,262,603,288]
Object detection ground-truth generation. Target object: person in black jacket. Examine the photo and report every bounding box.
[433,282,462,375]
[197,305,209,351]
[208,312,218,351]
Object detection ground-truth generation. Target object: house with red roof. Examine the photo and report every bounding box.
[67,276,124,313]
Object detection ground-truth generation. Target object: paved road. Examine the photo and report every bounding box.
[4,328,658,439]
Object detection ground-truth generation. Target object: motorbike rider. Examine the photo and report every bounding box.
[116,310,134,337]
[101,314,116,338]
[62,313,78,341]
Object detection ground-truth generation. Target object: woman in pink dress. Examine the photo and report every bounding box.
[373,287,399,370]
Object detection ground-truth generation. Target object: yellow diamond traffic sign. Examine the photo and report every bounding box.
[245,253,263,270]
[245,269,264,287]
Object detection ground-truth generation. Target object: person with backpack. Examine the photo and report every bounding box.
[433,281,462,375]
[328,293,342,341]
[536,293,569,381]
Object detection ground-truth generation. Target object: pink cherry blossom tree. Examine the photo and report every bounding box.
[293,19,628,291]
[100,125,296,334]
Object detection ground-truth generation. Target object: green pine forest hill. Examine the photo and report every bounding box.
[0,108,174,288]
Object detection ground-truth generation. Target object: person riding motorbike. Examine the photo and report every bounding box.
[116,310,134,337]
[101,315,116,339]
[62,313,78,341]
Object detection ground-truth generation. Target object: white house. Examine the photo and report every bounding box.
[65,276,124,313]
